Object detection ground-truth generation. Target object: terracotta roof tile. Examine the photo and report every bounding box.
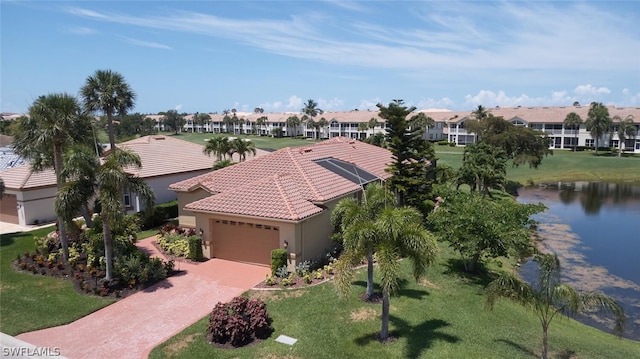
[172,137,393,221]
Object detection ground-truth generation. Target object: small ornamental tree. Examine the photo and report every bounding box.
[206,296,273,347]
[270,249,288,275]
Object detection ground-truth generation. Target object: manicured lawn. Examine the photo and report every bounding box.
[0,228,114,336]
[435,146,640,185]
[161,131,319,151]
[150,245,640,358]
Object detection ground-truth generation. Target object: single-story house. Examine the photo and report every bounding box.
[0,135,265,226]
[169,137,393,267]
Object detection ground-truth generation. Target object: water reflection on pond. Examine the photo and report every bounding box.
[518,182,640,341]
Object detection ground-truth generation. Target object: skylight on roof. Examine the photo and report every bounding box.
[313,158,379,186]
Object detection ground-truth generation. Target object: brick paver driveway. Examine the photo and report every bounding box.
[16,237,270,359]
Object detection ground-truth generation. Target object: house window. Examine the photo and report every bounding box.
[585,139,594,148]
[123,190,132,208]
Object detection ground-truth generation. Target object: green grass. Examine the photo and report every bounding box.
[0,228,114,336]
[162,131,319,151]
[435,146,640,185]
[150,245,640,358]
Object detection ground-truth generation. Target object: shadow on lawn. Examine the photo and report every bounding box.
[352,280,430,300]
[0,232,20,246]
[354,317,459,358]
[443,258,495,287]
[495,339,537,358]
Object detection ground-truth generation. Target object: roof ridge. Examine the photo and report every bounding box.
[273,174,297,219]
[284,148,323,201]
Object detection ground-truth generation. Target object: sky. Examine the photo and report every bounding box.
[1,1,639,115]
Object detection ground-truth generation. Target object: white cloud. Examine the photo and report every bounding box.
[358,98,381,111]
[317,98,344,112]
[66,3,639,72]
[66,26,96,35]
[259,101,283,112]
[574,84,611,95]
[120,36,172,50]
[463,89,579,108]
[285,95,303,111]
[175,104,183,111]
[417,97,454,111]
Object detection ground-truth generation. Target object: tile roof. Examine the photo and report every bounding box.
[148,106,640,125]
[115,135,268,178]
[0,135,243,190]
[0,164,56,190]
[175,137,393,221]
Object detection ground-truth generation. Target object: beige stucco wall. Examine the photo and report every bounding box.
[176,188,212,227]
[191,192,356,270]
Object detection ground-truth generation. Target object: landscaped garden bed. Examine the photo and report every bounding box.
[12,217,176,300]
[154,223,205,264]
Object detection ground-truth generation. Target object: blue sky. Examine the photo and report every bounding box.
[2,1,639,114]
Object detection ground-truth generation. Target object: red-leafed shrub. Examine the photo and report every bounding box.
[206,296,273,348]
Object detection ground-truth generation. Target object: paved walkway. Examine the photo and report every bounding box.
[16,236,270,359]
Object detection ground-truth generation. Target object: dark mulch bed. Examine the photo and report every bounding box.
[12,252,176,300]
[253,270,334,289]
[359,292,383,303]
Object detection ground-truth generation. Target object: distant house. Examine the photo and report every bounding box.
[152,105,640,152]
[0,135,263,226]
[169,137,393,267]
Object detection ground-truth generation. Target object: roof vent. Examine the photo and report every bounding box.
[299,148,313,154]
[154,136,166,140]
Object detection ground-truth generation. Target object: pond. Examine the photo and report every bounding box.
[517,182,640,341]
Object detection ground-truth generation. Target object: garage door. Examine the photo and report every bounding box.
[211,219,280,266]
[0,194,19,224]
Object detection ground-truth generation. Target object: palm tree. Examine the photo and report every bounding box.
[335,205,438,341]
[612,115,636,157]
[409,112,435,138]
[331,183,395,300]
[286,115,301,137]
[471,105,489,121]
[73,148,155,280]
[81,69,136,150]
[317,117,328,139]
[563,112,583,151]
[486,253,625,359]
[194,112,211,133]
[230,138,257,162]
[585,102,613,154]
[255,116,268,136]
[12,93,95,260]
[368,117,380,131]
[302,99,323,139]
[203,136,233,161]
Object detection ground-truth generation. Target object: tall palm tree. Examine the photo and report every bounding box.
[471,105,489,121]
[60,147,154,279]
[563,112,583,151]
[585,102,613,155]
[256,116,268,136]
[317,117,328,139]
[612,115,637,157]
[331,183,395,300]
[335,205,438,341]
[12,93,95,260]
[302,99,323,139]
[486,253,625,359]
[230,138,257,162]
[409,112,435,139]
[194,112,211,133]
[286,115,301,137]
[81,69,136,150]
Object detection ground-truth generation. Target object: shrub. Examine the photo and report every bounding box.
[187,236,203,261]
[437,140,450,146]
[295,260,311,277]
[264,275,277,286]
[275,265,289,279]
[206,297,273,347]
[270,249,288,275]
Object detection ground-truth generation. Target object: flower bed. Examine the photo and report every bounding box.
[13,250,175,300]
[254,260,336,289]
[155,224,204,262]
